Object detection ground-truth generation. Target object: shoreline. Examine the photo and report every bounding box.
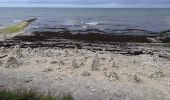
[0,19,170,100]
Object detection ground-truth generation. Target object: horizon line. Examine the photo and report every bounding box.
[0,6,170,8]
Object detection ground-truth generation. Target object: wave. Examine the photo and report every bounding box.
[13,20,22,23]
[85,22,103,26]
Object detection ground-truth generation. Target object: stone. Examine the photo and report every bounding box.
[14,45,23,60]
[132,74,141,83]
[91,54,100,71]
[50,61,58,64]
[45,49,54,57]
[5,56,19,68]
[0,60,3,66]
[58,60,65,66]
[56,66,61,69]
[42,67,53,72]
[36,59,47,63]
[55,76,62,80]
[72,59,79,68]
[149,69,164,79]
[104,70,119,81]
[27,47,32,54]
[111,61,119,68]
[0,47,6,53]
[168,79,170,86]
[82,70,91,77]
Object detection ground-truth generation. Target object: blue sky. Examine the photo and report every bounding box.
[0,0,170,8]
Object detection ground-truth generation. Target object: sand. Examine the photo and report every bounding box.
[0,46,169,100]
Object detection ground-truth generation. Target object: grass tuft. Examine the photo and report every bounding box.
[0,89,73,100]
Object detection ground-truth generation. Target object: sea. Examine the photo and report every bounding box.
[0,8,170,35]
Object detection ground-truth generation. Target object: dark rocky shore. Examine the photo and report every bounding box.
[0,27,170,57]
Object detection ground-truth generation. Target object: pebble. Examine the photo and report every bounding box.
[55,76,62,80]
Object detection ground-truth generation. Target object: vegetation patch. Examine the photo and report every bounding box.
[0,89,73,100]
[0,18,37,34]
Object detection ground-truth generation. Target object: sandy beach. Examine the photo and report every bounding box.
[0,45,170,100]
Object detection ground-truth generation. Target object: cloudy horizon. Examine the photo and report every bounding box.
[0,0,170,8]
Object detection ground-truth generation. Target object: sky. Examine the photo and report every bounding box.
[0,0,170,8]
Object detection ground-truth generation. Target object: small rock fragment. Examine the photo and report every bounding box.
[82,70,91,77]
[14,45,23,59]
[42,67,53,72]
[55,76,62,80]
[27,47,32,54]
[102,67,108,71]
[80,61,84,66]
[91,54,100,71]
[72,59,79,68]
[58,60,65,66]
[0,47,6,53]
[104,70,119,81]
[5,56,19,68]
[50,61,58,64]
[150,69,164,79]
[56,66,61,69]
[168,79,170,86]
[45,49,54,57]
[0,60,3,66]
[111,61,119,68]
[36,59,47,63]
[132,74,141,83]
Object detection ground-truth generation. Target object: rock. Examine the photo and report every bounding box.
[104,70,119,81]
[0,46,6,53]
[50,60,58,64]
[80,61,84,66]
[74,45,79,53]
[102,67,108,71]
[0,60,3,66]
[5,56,19,68]
[36,59,47,63]
[64,49,71,57]
[159,53,170,60]
[42,67,53,72]
[14,45,23,60]
[91,54,100,71]
[102,48,106,53]
[58,60,65,66]
[149,69,164,79]
[168,79,170,86]
[45,49,54,57]
[56,66,61,69]
[0,55,8,59]
[55,76,62,80]
[71,59,79,68]
[27,47,32,54]
[131,74,142,83]
[82,70,91,77]
[111,61,119,68]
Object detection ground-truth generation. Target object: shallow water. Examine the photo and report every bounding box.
[0,8,170,35]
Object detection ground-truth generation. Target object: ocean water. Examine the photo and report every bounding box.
[0,8,170,35]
